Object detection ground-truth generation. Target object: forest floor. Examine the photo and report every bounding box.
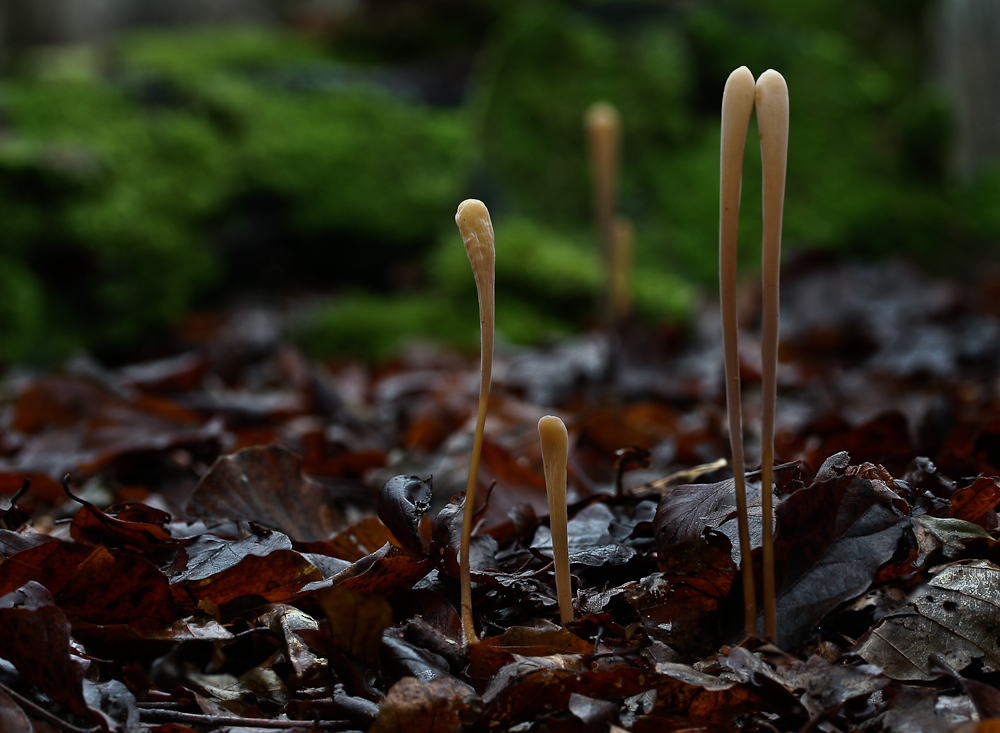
[0,253,999,732]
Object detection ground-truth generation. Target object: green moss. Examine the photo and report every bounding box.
[0,27,474,363]
[238,88,471,245]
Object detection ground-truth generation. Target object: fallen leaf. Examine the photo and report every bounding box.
[186,445,341,542]
[317,585,393,666]
[856,560,1000,680]
[379,475,432,558]
[370,676,480,733]
[765,471,909,648]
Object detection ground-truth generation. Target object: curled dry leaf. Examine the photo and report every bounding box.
[379,475,433,557]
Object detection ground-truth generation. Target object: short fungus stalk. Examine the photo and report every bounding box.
[719,65,758,639]
[755,69,789,644]
[455,198,496,646]
[538,415,572,625]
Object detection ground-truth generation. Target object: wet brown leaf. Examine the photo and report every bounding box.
[186,445,342,542]
[317,586,393,666]
[768,471,909,648]
[370,676,480,733]
[946,476,1000,530]
[467,624,592,679]
[0,582,119,729]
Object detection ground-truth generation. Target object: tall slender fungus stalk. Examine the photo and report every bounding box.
[756,70,789,644]
[610,216,634,325]
[719,66,757,639]
[538,415,572,625]
[585,101,622,323]
[455,199,496,646]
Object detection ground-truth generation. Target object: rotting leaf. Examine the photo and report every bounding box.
[467,623,592,679]
[317,585,393,667]
[68,490,181,553]
[379,475,432,558]
[0,480,30,531]
[946,476,1000,530]
[382,632,454,682]
[653,478,742,549]
[186,445,342,542]
[765,471,908,648]
[302,541,432,596]
[255,604,324,680]
[0,540,175,632]
[0,582,117,730]
[856,560,1000,680]
[0,686,33,733]
[482,657,757,731]
[533,501,653,567]
[628,534,736,655]
[369,676,480,733]
[431,486,494,579]
[308,515,397,562]
[171,525,322,608]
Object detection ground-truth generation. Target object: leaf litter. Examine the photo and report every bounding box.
[0,258,999,730]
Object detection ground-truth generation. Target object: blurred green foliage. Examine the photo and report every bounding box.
[1,1,998,364]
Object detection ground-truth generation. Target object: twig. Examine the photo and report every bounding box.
[138,708,358,730]
[0,679,98,733]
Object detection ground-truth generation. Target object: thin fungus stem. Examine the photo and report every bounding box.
[756,69,788,644]
[585,101,621,290]
[538,415,572,625]
[455,199,496,647]
[719,65,757,639]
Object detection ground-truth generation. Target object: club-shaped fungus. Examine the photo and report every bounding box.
[755,69,789,644]
[538,415,572,624]
[718,65,758,639]
[455,198,496,646]
[719,66,789,643]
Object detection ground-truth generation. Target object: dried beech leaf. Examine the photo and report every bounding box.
[320,516,398,562]
[370,676,480,733]
[305,542,431,596]
[187,445,341,542]
[175,548,322,609]
[0,541,174,632]
[317,585,392,666]
[0,686,33,733]
[947,476,1000,530]
[69,500,180,552]
[468,624,592,679]
[0,582,116,729]
[856,560,1000,680]
[767,472,908,648]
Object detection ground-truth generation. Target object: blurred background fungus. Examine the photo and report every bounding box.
[0,0,998,365]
